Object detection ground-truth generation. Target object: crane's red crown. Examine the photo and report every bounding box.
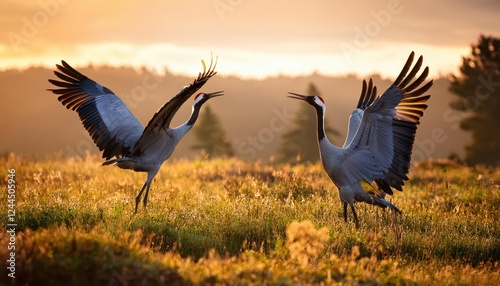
[194,93,204,100]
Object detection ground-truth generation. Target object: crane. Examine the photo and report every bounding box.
[48,57,222,213]
[288,52,433,227]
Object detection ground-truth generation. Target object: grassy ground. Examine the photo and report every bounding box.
[0,153,499,285]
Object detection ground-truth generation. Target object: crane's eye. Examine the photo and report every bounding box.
[317,96,325,103]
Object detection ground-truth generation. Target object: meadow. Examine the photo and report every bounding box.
[0,153,499,285]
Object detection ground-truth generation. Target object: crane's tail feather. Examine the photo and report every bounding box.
[367,196,402,214]
[101,158,141,172]
[102,159,118,166]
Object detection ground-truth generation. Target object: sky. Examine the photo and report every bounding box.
[1,0,499,79]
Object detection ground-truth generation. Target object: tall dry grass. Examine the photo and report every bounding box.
[0,154,498,284]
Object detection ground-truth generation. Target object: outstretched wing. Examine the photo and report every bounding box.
[340,52,433,192]
[48,61,144,160]
[342,79,377,148]
[132,56,218,154]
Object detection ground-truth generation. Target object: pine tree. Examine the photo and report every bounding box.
[449,35,500,166]
[279,83,339,163]
[191,105,234,158]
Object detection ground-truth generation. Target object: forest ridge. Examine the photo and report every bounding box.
[0,65,468,161]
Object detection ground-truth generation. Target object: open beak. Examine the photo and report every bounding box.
[206,90,224,98]
[287,92,309,101]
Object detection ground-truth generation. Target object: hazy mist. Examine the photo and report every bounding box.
[0,65,468,162]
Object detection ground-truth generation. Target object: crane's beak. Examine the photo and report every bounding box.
[206,91,224,99]
[287,92,309,101]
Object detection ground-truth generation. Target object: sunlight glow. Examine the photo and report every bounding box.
[0,42,468,79]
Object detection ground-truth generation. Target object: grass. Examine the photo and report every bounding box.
[0,153,499,285]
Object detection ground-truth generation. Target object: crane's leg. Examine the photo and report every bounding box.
[142,182,152,208]
[350,204,360,228]
[135,169,159,213]
[343,202,348,223]
[135,170,160,213]
[135,180,150,213]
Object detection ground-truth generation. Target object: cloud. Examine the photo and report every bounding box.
[1,0,498,77]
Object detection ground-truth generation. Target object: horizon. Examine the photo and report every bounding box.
[0,59,456,81]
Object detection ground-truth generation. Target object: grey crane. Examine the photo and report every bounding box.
[48,57,222,213]
[288,52,433,226]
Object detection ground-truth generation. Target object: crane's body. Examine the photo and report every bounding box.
[108,127,185,172]
[103,96,208,171]
[48,57,222,212]
[289,52,432,226]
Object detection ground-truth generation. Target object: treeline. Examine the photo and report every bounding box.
[1,45,484,163]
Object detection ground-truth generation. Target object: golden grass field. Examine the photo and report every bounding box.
[1,153,499,285]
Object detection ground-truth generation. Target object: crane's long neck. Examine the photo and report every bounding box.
[187,102,202,127]
[172,103,202,140]
[314,104,327,143]
[313,103,338,163]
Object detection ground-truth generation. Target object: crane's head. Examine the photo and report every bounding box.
[193,91,224,106]
[287,92,326,109]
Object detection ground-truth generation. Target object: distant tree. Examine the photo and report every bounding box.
[279,83,339,163]
[191,105,234,158]
[449,35,500,166]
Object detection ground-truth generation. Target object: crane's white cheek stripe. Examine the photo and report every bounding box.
[193,94,205,105]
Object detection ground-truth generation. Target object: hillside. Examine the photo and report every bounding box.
[0,65,469,161]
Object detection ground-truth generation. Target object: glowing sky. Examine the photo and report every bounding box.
[1,0,499,79]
